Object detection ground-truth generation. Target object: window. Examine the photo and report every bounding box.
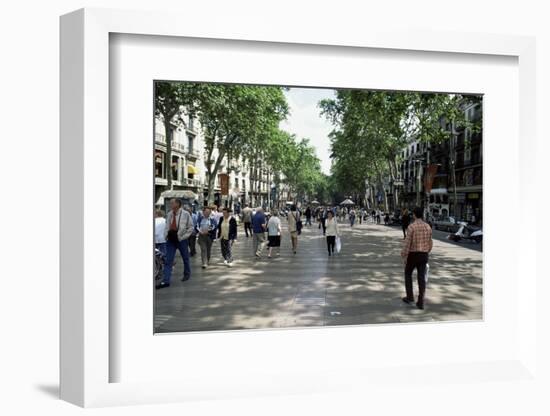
[155,151,165,178]
[171,156,179,181]
[188,115,194,130]
[188,133,195,153]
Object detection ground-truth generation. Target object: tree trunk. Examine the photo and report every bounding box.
[206,150,225,205]
[369,184,375,209]
[164,120,174,190]
[389,157,400,209]
[267,169,271,209]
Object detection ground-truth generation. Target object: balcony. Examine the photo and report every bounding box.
[171,141,185,154]
[183,177,202,188]
[154,134,186,154]
[155,177,167,186]
[186,148,200,159]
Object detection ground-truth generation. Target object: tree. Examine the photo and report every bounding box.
[319,89,481,211]
[185,84,289,204]
[154,82,192,190]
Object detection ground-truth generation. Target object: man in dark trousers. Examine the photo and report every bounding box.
[401,207,433,309]
[242,204,253,237]
[157,198,194,289]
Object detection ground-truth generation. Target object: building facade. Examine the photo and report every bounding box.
[396,101,483,225]
[154,112,281,212]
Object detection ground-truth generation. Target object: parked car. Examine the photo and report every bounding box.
[434,216,461,232]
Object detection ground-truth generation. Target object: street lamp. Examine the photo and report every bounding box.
[450,158,458,218]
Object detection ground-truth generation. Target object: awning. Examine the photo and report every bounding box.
[160,190,198,200]
[187,165,198,174]
[340,199,354,205]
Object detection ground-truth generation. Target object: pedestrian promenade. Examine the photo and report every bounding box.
[155,219,482,333]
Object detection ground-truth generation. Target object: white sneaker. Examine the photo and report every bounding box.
[223,260,228,266]
[227,262,233,267]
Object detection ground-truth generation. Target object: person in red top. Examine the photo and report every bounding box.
[401,207,433,309]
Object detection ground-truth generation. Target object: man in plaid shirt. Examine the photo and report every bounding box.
[401,207,433,309]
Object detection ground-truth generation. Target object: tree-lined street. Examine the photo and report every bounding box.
[155,220,482,333]
[154,83,483,332]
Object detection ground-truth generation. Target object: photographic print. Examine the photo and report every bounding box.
[153,81,483,333]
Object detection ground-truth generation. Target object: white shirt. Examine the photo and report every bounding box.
[155,217,166,244]
[267,216,281,236]
[325,217,340,237]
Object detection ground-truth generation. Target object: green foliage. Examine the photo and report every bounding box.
[155,81,327,204]
[319,89,481,199]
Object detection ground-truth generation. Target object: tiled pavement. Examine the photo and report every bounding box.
[155,219,482,333]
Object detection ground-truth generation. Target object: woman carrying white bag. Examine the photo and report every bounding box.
[325,210,340,256]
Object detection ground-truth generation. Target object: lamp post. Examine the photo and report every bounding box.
[451,159,458,218]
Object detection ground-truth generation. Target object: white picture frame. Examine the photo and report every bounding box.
[60,7,538,407]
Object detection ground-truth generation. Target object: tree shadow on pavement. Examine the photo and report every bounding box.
[155,221,483,333]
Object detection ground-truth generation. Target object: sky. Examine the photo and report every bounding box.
[280,87,336,175]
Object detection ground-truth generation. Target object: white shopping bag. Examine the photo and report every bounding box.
[335,236,342,253]
[425,263,430,283]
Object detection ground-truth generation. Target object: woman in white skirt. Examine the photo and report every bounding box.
[267,210,282,258]
[325,210,340,256]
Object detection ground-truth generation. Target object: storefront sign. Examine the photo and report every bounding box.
[423,164,439,193]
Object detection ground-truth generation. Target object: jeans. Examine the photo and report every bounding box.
[244,221,252,237]
[326,235,336,254]
[198,234,213,266]
[155,242,166,257]
[220,238,233,262]
[163,239,191,284]
[188,234,197,256]
[404,252,428,304]
[253,232,266,256]
[306,216,312,226]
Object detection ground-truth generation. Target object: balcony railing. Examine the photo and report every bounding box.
[183,178,201,187]
[186,148,200,158]
[154,134,186,154]
[172,141,185,153]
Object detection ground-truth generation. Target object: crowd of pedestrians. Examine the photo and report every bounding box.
[155,198,433,310]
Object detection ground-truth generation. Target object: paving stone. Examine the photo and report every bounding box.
[155,221,482,332]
